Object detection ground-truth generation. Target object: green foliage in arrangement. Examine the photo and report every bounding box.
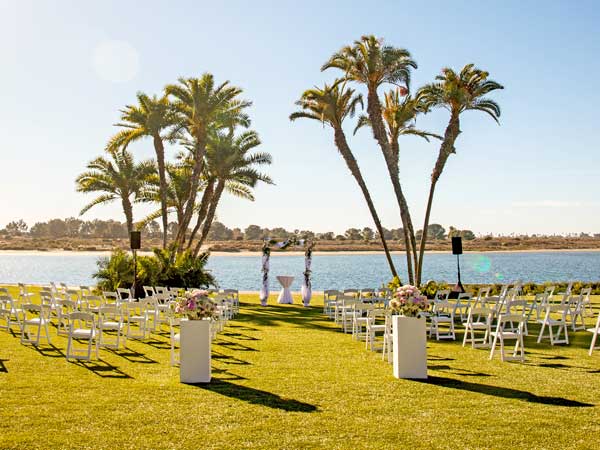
[93,247,216,291]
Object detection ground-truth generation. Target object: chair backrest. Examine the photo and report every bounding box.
[143,286,156,297]
[457,293,472,304]
[80,286,92,296]
[69,311,95,329]
[498,284,510,298]
[21,303,48,320]
[360,289,374,298]
[324,290,341,299]
[467,307,493,323]
[478,287,490,298]
[543,285,555,297]
[497,313,525,329]
[102,291,119,304]
[435,289,450,301]
[117,288,132,301]
[99,305,122,322]
[65,289,81,303]
[343,289,359,297]
[506,300,528,317]
[155,286,167,295]
[223,289,238,296]
[580,287,592,301]
[433,301,453,315]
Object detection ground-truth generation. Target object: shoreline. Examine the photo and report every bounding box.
[2,248,600,257]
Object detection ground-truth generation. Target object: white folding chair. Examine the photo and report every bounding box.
[505,300,529,336]
[323,290,340,318]
[580,287,593,317]
[117,287,133,303]
[0,294,22,331]
[429,301,455,340]
[351,303,373,341]
[565,293,586,331]
[143,286,156,298]
[223,289,240,314]
[66,312,98,361]
[472,287,491,309]
[462,307,493,348]
[365,308,388,352]
[587,310,600,356]
[125,301,149,340]
[537,305,569,345]
[56,299,77,336]
[20,304,52,345]
[97,305,125,349]
[490,313,525,362]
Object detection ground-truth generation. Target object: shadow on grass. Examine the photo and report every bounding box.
[71,359,133,379]
[419,376,593,407]
[428,365,492,377]
[0,359,7,373]
[33,343,65,358]
[222,332,260,341]
[142,338,171,350]
[193,379,318,412]
[236,304,337,333]
[214,338,257,352]
[107,347,158,364]
[212,351,251,366]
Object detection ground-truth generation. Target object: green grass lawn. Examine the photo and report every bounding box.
[1,290,600,449]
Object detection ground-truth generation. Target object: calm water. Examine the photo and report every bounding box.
[0,251,598,290]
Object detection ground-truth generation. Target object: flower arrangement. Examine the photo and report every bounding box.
[175,289,218,320]
[389,285,430,317]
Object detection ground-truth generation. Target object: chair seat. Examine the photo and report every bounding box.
[491,331,519,339]
[464,322,488,329]
[101,321,122,329]
[587,327,599,333]
[129,315,146,321]
[72,328,94,338]
[173,333,180,343]
[369,324,386,331]
[432,316,452,323]
[24,318,47,325]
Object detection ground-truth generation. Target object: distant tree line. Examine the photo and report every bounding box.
[0,219,478,242]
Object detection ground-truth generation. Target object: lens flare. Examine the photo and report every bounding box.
[495,272,504,280]
[473,255,491,273]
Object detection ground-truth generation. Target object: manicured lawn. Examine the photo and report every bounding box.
[1,290,599,449]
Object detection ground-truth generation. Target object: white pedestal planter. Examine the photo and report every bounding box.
[180,319,211,383]
[392,315,427,379]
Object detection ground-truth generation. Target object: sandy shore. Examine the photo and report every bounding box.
[2,248,600,257]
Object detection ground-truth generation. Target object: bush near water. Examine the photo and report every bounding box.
[93,248,216,291]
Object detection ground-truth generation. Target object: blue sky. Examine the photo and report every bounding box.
[1,0,600,235]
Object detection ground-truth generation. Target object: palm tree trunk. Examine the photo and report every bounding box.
[153,134,169,249]
[416,114,461,285]
[366,87,416,284]
[186,180,215,250]
[193,181,225,257]
[121,196,134,235]
[175,135,207,249]
[382,148,418,284]
[333,127,398,279]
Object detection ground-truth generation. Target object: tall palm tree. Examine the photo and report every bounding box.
[76,149,155,233]
[322,35,419,283]
[192,130,273,255]
[415,64,503,284]
[290,83,398,278]
[165,74,251,248]
[107,93,178,248]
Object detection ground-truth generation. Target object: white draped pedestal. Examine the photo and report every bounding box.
[276,275,294,304]
[392,315,427,379]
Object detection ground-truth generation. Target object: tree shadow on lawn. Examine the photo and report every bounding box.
[221,331,260,341]
[428,364,492,377]
[192,379,318,412]
[419,376,593,407]
[236,305,339,333]
[214,338,258,352]
[212,350,250,366]
[0,359,7,373]
[71,359,133,379]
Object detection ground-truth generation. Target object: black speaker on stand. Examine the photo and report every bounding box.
[449,236,466,299]
[130,231,141,299]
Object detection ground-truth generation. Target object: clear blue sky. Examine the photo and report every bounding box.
[2,0,599,235]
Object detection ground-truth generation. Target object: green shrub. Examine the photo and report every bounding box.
[93,247,216,292]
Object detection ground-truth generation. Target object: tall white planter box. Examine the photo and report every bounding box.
[392,315,427,379]
[180,319,211,383]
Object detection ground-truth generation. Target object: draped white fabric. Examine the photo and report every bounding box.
[277,276,294,304]
[259,254,269,306]
[301,253,312,306]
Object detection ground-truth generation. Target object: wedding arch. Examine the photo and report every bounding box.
[259,237,315,306]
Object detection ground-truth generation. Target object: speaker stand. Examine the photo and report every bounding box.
[449,254,465,299]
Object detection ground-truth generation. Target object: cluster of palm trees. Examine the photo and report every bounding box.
[76,74,273,256]
[291,35,503,285]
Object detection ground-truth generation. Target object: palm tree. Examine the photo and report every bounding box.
[165,74,251,248]
[107,93,178,248]
[192,130,273,255]
[290,83,398,278]
[76,149,155,233]
[322,35,419,283]
[415,64,503,284]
